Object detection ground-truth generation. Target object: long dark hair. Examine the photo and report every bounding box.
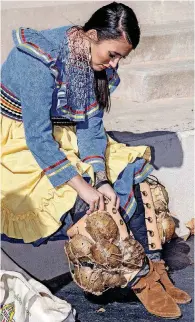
[83,2,140,112]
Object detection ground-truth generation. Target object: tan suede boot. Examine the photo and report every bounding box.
[153,260,192,304]
[132,260,181,319]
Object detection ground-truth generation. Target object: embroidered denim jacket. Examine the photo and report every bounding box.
[1,26,120,187]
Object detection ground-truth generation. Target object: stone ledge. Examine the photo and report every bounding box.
[104,97,194,132]
[122,21,194,64]
[114,59,194,102]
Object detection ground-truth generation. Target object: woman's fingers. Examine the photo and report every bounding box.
[86,194,104,214]
[110,193,117,206]
[86,203,95,215]
[116,196,120,210]
[109,192,120,210]
[98,194,105,211]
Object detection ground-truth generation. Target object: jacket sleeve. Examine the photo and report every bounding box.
[76,67,120,173]
[76,110,107,172]
[18,52,78,187]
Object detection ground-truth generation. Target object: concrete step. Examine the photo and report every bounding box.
[104,97,194,132]
[114,58,194,102]
[2,1,194,25]
[1,1,194,62]
[121,21,194,64]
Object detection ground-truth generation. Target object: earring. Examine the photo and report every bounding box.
[89,46,92,63]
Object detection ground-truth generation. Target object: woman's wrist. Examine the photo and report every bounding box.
[68,174,85,190]
[95,171,109,187]
[95,180,110,190]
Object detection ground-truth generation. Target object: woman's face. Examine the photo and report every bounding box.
[88,33,133,71]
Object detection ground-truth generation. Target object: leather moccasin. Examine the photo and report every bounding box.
[153,260,192,304]
[132,260,181,319]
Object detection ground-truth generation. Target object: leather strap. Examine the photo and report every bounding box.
[140,182,162,251]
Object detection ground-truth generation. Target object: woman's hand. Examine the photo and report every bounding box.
[68,175,104,215]
[97,183,120,210]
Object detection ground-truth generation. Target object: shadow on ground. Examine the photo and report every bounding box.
[48,236,194,322]
[108,130,184,170]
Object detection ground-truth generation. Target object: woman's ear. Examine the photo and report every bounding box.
[85,29,98,42]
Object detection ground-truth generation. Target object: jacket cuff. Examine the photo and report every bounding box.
[82,155,105,172]
[43,158,78,187]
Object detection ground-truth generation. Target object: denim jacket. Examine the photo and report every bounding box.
[1,26,120,187]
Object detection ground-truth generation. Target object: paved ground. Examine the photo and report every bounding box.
[104,97,193,132]
[43,236,194,322]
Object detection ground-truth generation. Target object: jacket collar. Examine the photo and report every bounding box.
[12,27,120,121]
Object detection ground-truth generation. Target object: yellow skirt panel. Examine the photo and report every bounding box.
[1,115,150,242]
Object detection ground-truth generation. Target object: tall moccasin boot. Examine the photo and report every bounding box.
[132,260,181,319]
[140,179,191,305]
[153,260,192,304]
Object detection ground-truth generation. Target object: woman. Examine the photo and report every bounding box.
[1,2,191,318]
